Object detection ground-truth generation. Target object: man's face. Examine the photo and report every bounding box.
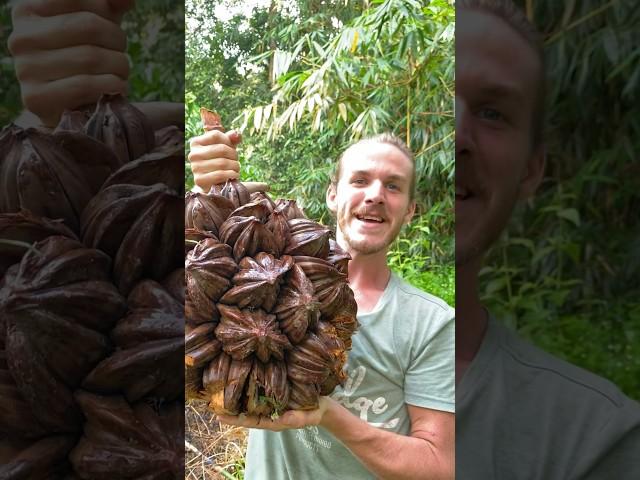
[456,8,545,266]
[327,142,416,256]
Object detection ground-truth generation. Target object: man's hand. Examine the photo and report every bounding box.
[217,397,330,431]
[8,0,135,127]
[188,129,268,193]
[220,397,454,480]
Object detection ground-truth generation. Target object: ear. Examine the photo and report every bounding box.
[519,145,545,199]
[403,200,416,225]
[326,183,338,213]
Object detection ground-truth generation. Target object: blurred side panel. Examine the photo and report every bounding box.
[0,1,185,478]
[456,0,640,478]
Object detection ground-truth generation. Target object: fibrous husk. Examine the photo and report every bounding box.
[274,199,306,220]
[215,305,291,363]
[284,218,331,258]
[209,180,250,209]
[327,238,351,274]
[69,391,183,480]
[209,357,252,415]
[0,210,77,277]
[84,94,155,165]
[185,110,358,418]
[81,182,183,294]
[0,93,185,477]
[0,124,120,232]
[81,278,184,403]
[0,435,76,480]
[273,264,320,344]
[0,236,126,434]
[185,191,234,237]
[185,239,237,325]
[219,253,293,311]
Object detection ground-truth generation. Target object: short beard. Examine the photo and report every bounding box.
[337,214,403,255]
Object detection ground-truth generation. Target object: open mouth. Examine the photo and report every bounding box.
[355,213,385,224]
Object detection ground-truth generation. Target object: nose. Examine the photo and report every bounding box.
[456,97,475,159]
[364,180,384,204]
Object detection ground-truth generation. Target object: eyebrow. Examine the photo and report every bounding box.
[349,171,409,183]
[477,83,524,102]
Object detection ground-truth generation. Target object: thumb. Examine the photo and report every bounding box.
[242,182,269,194]
[228,130,243,146]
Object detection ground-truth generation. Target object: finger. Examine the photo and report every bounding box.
[12,0,123,22]
[9,11,127,54]
[190,158,240,175]
[189,129,235,148]
[228,129,242,146]
[242,182,270,194]
[21,74,127,127]
[14,45,129,83]
[195,170,240,192]
[188,144,238,163]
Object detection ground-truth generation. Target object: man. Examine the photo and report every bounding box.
[456,1,640,478]
[189,131,455,479]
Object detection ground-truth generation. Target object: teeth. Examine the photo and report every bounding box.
[356,215,383,222]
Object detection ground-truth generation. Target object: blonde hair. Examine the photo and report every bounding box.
[332,133,416,202]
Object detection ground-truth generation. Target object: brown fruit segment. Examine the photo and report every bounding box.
[70,391,183,479]
[185,191,235,236]
[215,305,291,363]
[273,264,320,344]
[220,253,293,311]
[285,219,331,258]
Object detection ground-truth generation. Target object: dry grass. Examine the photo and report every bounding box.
[185,400,248,480]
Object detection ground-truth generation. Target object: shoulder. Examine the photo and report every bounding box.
[495,319,632,410]
[391,273,454,320]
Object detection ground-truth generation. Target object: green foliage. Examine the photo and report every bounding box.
[186,0,454,303]
[482,1,640,400]
[0,3,20,126]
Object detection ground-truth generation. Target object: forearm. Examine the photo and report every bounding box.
[320,399,453,480]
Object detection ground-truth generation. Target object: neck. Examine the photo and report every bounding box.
[456,256,488,380]
[347,249,391,292]
[337,235,391,313]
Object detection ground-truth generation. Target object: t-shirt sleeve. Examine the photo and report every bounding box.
[404,307,455,413]
[576,398,640,479]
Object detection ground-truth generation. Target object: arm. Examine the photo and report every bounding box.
[321,399,454,480]
[218,397,454,480]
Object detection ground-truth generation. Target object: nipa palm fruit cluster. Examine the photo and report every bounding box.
[0,95,184,479]
[184,109,359,417]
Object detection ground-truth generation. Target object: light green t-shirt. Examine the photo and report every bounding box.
[244,272,455,479]
[457,315,640,479]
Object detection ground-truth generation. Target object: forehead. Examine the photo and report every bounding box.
[457,9,540,105]
[340,142,412,179]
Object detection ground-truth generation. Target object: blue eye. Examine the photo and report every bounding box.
[353,178,366,185]
[478,108,504,121]
[387,183,398,191]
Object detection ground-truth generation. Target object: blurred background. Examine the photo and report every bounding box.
[481,0,640,401]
